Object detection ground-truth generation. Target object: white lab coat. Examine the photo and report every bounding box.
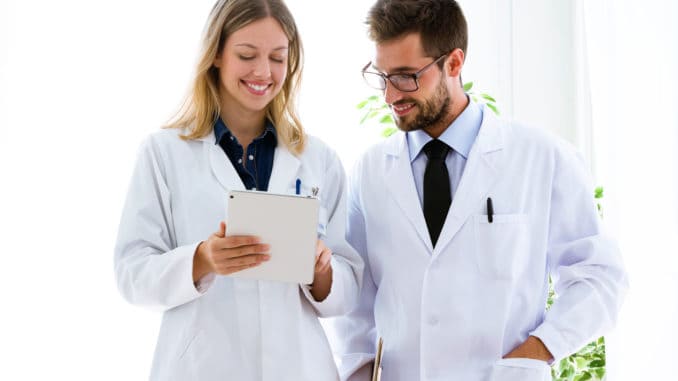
[114,127,363,381]
[333,105,628,381]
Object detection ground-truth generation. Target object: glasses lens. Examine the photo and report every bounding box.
[363,72,386,90]
[390,75,418,92]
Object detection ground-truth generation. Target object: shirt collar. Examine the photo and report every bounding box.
[213,116,278,145]
[407,98,483,162]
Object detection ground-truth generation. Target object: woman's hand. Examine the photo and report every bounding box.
[193,221,270,282]
[309,239,333,302]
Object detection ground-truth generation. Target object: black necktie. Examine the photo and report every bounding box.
[423,139,451,247]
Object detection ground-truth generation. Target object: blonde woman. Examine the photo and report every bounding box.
[114,1,362,379]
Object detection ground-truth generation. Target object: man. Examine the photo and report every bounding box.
[333,1,628,380]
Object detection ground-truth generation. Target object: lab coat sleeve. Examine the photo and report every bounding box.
[300,147,364,318]
[114,136,205,311]
[330,159,379,381]
[530,147,629,362]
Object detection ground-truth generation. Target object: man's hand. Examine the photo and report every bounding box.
[503,336,553,362]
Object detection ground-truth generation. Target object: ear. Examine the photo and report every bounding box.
[444,48,465,78]
[213,54,221,68]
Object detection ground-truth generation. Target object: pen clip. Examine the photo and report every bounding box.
[311,186,319,197]
[295,178,301,195]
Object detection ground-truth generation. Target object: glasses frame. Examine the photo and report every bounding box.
[361,54,448,92]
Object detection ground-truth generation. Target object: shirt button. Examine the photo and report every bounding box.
[428,316,439,326]
[230,136,234,140]
[237,158,242,164]
[248,155,254,160]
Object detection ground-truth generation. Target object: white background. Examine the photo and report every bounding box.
[1,1,676,380]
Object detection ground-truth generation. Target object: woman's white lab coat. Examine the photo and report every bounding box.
[114,127,362,381]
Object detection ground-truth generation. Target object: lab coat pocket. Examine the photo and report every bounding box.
[474,214,529,280]
[489,358,551,381]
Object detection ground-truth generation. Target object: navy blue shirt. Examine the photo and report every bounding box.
[214,117,277,191]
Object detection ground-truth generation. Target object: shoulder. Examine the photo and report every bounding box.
[300,134,342,165]
[351,131,402,173]
[502,119,580,162]
[141,127,204,153]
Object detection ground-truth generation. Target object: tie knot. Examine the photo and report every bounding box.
[423,139,450,160]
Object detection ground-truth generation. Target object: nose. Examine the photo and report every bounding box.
[383,80,403,105]
[253,57,271,78]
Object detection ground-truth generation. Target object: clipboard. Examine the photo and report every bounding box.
[226,190,319,284]
[372,337,383,381]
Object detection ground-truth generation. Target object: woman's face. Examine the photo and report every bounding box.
[214,17,289,115]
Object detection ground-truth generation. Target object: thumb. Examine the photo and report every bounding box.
[217,221,227,238]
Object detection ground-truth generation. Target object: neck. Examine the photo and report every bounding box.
[425,91,469,139]
[220,101,267,149]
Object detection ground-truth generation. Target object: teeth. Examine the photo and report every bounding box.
[246,82,268,92]
[394,104,414,112]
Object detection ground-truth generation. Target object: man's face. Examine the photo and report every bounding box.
[373,33,451,132]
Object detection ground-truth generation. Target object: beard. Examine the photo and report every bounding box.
[393,77,451,133]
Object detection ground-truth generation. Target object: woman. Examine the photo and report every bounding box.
[114,1,362,380]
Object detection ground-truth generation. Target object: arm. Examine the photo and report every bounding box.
[528,147,629,362]
[114,137,204,310]
[300,149,364,317]
[331,160,380,381]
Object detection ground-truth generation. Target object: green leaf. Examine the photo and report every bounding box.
[486,102,500,115]
[380,114,394,124]
[356,100,369,109]
[367,95,380,101]
[594,186,604,199]
[481,93,497,102]
[360,109,379,125]
[589,359,605,368]
[463,81,473,91]
[575,371,592,381]
[381,127,398,137]
[471,95,479,103]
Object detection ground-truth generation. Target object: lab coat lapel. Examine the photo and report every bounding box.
[267,144,300,194]
[384,133,434,253]
[203,132,246,191]
[433,109,505,256]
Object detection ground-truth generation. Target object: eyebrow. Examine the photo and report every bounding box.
[371,63,418,73]
[235,43,288,51]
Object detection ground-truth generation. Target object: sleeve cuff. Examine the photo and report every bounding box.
[194,272,216,293]
[530,322,572,363]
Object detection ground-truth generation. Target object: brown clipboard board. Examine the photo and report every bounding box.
[371,337,383,381]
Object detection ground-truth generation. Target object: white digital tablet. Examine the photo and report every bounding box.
[226,190,320,284]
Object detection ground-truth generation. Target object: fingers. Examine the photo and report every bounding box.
[214,253,270,275]
[315,246,332,274]
[218,221,226,238]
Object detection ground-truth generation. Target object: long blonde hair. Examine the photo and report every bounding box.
[166,0,306,154]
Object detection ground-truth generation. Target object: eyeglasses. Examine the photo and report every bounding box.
[361,54,448,92]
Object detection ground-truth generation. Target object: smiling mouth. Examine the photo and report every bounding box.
[392,102,415,116]
[242,81,272,95]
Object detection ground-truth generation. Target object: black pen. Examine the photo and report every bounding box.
[486,197,494,223]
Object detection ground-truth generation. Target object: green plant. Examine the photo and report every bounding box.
[358,86,608,381]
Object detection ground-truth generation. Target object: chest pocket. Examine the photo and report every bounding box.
[473,213,529,281]
[286,184,327,238]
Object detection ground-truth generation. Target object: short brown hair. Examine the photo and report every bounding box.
[367,0,468,61]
